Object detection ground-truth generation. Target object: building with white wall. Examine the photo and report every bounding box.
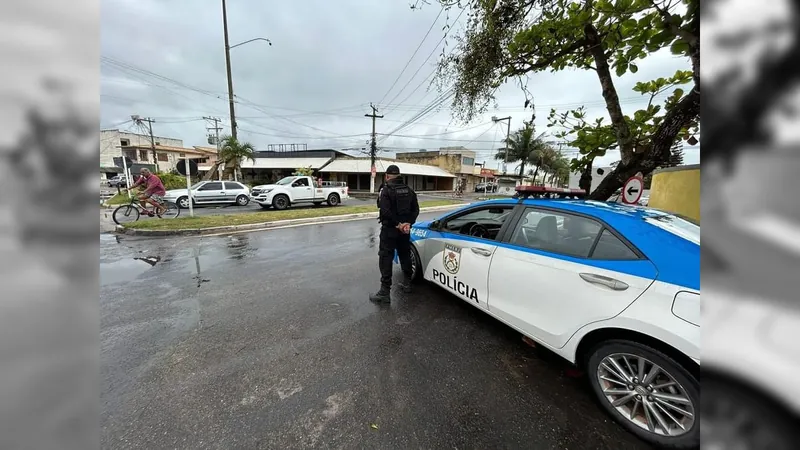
[99,129,216,179]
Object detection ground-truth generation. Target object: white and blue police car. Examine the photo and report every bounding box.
[407,185,700,449]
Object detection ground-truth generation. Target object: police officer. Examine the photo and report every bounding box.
[370,165,419,303]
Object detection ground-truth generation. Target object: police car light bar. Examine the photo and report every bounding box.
[514,185,587,199]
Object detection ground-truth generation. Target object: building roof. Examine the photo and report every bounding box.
[319,158,456,177]
[121,144,208,155]
[239,157,333,170]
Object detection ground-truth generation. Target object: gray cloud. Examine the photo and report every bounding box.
[101,0,700,170]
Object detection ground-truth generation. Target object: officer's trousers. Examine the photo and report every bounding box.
[378,225,412,289]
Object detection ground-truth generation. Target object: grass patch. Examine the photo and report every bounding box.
[124,199,464,231]
[105,192,133,205]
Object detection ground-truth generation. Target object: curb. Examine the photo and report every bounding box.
[118,204,465,237]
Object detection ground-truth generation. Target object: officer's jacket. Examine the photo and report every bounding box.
[378,179,419,227]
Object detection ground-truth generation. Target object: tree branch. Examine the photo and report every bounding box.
[583,22,636,163]
[588,87,699,200]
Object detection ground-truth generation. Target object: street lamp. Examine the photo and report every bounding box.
[221,0,271,139]
[492,115,512,175]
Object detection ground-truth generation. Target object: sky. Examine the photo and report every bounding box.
[100,0,701,172]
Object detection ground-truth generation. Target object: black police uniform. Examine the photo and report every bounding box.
[370,165,419,302]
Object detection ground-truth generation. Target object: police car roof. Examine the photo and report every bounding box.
[469,198,680,224]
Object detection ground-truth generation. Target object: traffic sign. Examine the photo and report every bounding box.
[621,176,644,204]
[176,159,198,176]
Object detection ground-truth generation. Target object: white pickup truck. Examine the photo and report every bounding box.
[251,176,349,210]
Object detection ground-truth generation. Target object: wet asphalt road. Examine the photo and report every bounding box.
[100,213,651,450]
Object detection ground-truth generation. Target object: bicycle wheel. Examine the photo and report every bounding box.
[158,201,180,219]
[112,204,140,225]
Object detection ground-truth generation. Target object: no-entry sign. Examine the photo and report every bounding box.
[621,176,644,204]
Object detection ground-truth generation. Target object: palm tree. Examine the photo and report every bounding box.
[218,135,256,181]
[495,123,552,179]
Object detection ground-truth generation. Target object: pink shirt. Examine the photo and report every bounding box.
[141,174,165,196]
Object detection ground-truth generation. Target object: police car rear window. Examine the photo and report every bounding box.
[645,214,700,245]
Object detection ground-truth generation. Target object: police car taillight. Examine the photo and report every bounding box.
[514,185,586,199]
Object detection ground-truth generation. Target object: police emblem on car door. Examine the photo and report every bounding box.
[443,244,461,274]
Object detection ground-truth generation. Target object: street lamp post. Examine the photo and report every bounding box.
[221,0,271,140]
[492,116,512,175]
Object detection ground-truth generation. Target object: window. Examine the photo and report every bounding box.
[441,206,514,241]
[198,182,223,191]
[510,208,602,258]
[123,150,137,161]
[138,150,148,161]
[157,153,168,162]
[120,139,130,146]
[179,153,185,157]
[462,157,475,166]
[590,229,639,260]
[225,182,244,190]
[293,178,310,187]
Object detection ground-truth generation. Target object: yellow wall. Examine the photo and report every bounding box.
[648,165,700,222]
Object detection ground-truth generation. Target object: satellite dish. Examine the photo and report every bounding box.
[176,159,198,176]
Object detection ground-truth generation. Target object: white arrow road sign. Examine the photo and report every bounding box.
[622,176,644,204]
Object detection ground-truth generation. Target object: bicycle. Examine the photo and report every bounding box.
[112,191,180,225]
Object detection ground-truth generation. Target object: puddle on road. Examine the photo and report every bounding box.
[100,256,160,285]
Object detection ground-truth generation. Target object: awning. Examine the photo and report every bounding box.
[319,158,456,178]
[239,157,333,170]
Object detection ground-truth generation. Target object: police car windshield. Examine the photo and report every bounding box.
[276,176,297,185]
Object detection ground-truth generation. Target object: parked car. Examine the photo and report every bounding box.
[407,185,700,448]
[251,176,349,210]
[162,180,251,209]
[475,182,498,193]
[107,174,130,188]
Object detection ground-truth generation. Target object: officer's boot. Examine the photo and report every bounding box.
[398,273,413,294]
[369,285,391,303]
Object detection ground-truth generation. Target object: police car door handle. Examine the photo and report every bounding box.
[579,273,629,291]
[470,247,493,257]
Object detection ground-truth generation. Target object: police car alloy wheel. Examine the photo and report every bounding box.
[587,341,699,449]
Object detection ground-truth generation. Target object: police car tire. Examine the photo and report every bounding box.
[409,245,423,282]
[586,340,699,449]
[327,193,340,206]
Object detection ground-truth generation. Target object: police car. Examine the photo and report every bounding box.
[408,185,700,449]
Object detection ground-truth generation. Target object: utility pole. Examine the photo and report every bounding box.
[492,116,512,175]
[221,0,237,139]
[365,103,383,193]
[204,116,223,180]
[132,115,158,172]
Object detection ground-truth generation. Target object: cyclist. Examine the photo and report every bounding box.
[129,168,166,216]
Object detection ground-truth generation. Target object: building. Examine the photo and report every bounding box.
[395,146,483,191]
[568,165,614,192]
[238,149,456,191]
[99,129,217,179]
[319,158,456,191]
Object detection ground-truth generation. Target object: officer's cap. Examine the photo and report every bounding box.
[386,164,401,175]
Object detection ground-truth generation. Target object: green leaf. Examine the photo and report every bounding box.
[616,63,627,77]
[629,63,639,74]
[670,40,690,55]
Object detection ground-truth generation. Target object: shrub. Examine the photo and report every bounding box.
[156,172,187,190]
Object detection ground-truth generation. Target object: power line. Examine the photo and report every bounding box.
[378,7,444,106]
[383,6,467,115]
